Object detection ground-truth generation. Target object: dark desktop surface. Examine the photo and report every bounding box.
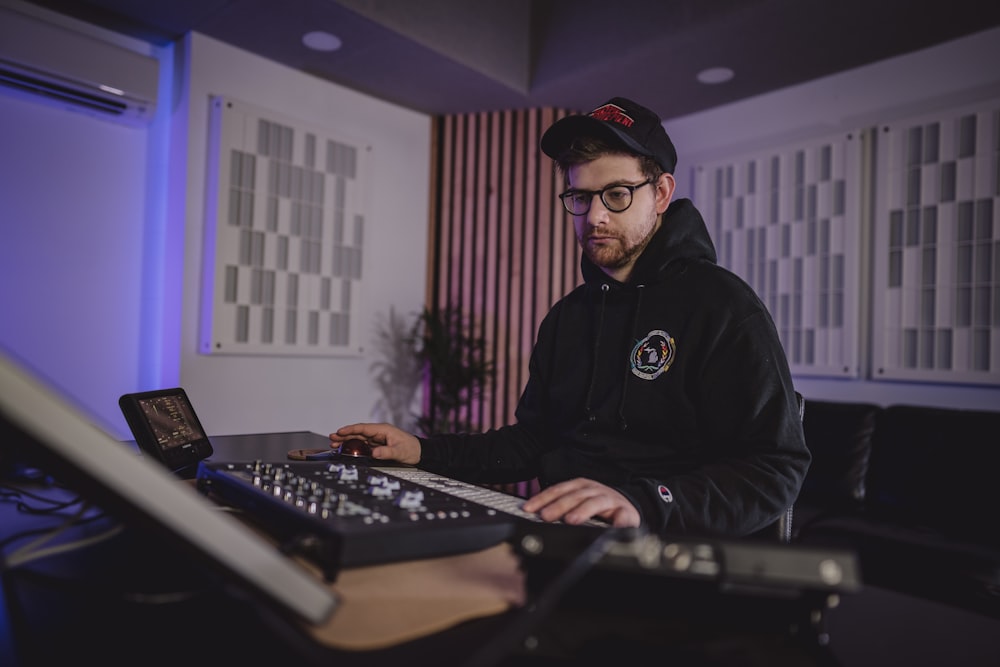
[205,430,335,459]
[121,429,335,464]
[2,432,999,666]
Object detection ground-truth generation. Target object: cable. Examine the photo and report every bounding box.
[1,501,122,569]
[0,481,87,514]
[0,481,214,635]
[4,524,124,569]
[0,511,108,552]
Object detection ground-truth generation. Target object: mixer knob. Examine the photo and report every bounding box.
[396,490,424,509]
[369,485,394,498]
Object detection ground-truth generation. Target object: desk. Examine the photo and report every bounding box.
[3,433,1000,666]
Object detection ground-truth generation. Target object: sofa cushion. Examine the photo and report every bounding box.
[865,405,1000,547]
[797,400,879,511]
[794,401,1000,618]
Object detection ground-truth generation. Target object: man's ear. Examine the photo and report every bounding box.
[655,172,675,214]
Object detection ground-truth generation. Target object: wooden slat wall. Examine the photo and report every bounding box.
[428,107,582,447]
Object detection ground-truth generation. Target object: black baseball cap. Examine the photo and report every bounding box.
[540,97,677,174]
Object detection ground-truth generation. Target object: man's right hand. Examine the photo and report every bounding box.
[522,477,641,528]
[329,422,422,465]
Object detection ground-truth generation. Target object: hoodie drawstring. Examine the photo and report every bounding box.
[583,283,610,422]
[617,284,645,431]
[584,282,645,433]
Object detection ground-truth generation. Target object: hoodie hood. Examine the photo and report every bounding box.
[580,198,718,286]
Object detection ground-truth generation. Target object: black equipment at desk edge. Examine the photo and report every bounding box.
[463,522,861,667]
[511,521,862,595]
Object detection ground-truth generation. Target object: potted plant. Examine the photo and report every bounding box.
[370,305,494,436]
[368,306,423,433]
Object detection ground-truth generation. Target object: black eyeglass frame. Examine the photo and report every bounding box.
[558,179,654,215]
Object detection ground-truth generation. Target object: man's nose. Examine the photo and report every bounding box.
[587,194,611,223]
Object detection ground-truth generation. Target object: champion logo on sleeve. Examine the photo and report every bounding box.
[657,484,674,503]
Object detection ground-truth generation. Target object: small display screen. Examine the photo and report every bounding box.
[137,394,206,450]
[119,388,213,472]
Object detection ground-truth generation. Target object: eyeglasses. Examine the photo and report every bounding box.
[558,180,653,215]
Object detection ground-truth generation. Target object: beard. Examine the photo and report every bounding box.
[580,210,660,272]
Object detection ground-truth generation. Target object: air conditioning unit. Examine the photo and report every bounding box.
[0,7,158,126]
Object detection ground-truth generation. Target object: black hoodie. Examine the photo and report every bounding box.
[418,198,811,538]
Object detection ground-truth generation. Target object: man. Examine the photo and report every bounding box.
[332,97,810,538]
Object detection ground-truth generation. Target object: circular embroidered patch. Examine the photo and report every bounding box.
[630,330,676,380]
[657,484,674,503]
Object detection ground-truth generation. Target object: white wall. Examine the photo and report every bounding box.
[174,34,430,438]
[665,26,1000,411]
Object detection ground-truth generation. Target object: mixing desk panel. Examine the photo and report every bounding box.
[196,459,538,577]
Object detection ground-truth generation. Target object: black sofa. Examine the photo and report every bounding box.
[792,399,1000,618]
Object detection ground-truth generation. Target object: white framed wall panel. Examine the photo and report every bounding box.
[872,98,1000,386]
[692,131,863,378]
[199,96,370,357]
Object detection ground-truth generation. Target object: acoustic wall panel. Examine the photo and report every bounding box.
[872,99,1000,385]
[200,96,370,357]
[693,131,863,379]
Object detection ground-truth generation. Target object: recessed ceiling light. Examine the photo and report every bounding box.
[302,31,342,52]
[696,67,734,84]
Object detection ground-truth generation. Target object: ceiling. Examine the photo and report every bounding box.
[18,0,1000,120]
